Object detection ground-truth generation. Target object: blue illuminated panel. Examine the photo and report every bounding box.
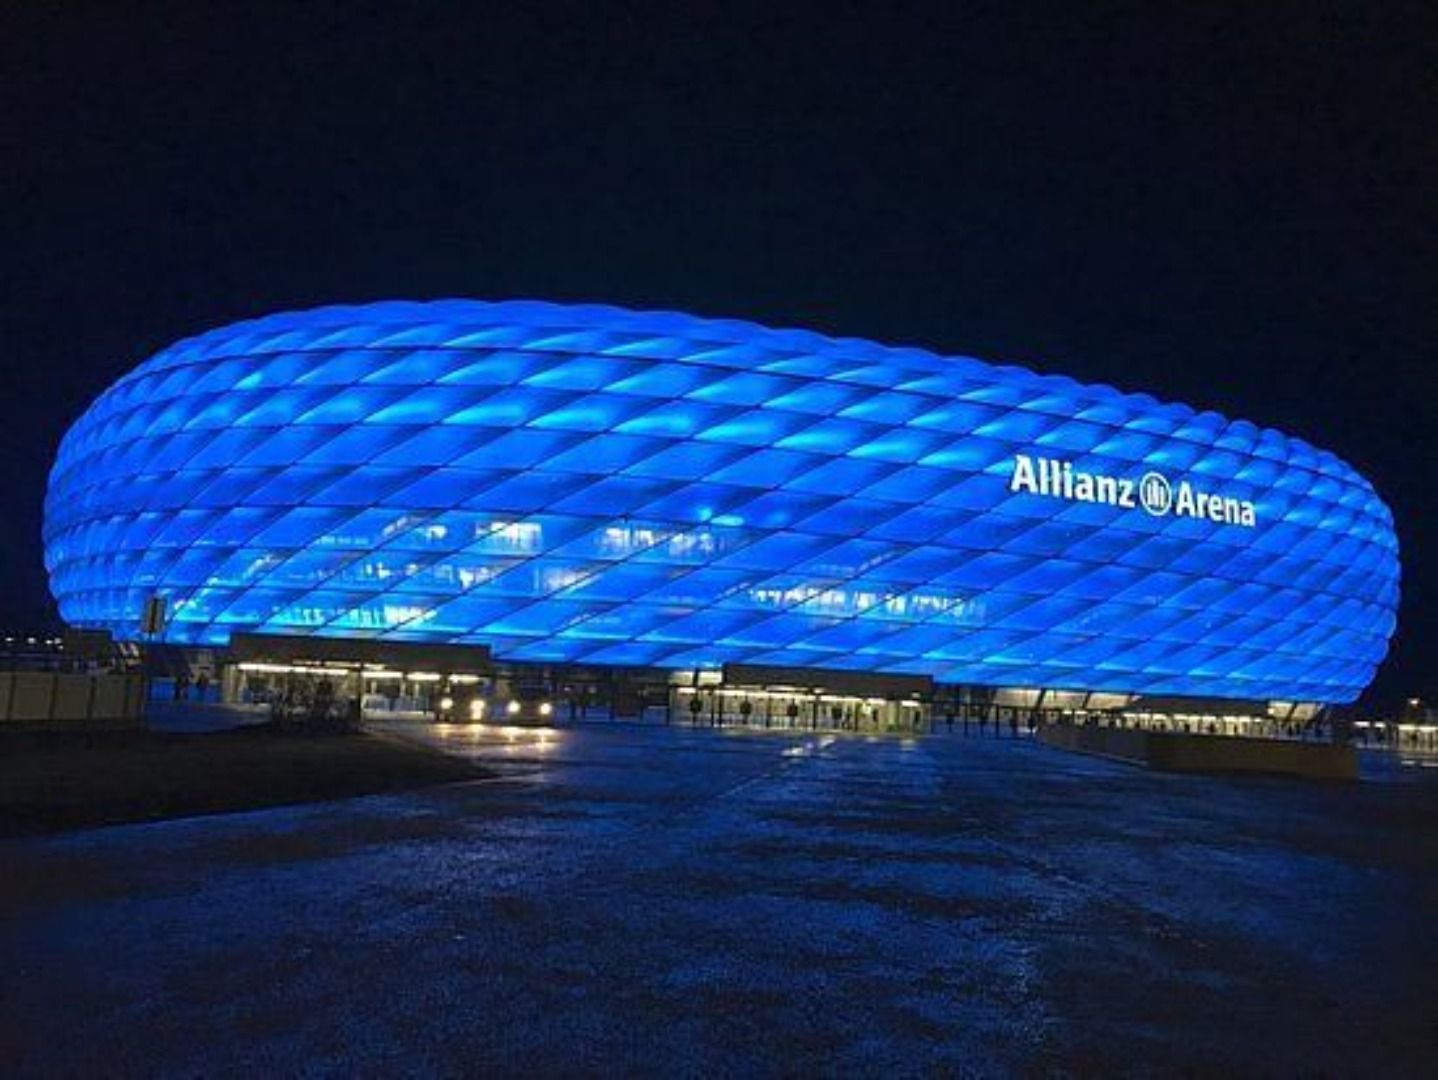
[44,300,1400,702]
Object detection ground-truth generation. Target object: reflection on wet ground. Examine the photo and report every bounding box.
[2,721,1434,1075]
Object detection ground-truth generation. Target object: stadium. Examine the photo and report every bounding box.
[43,300,1400,730]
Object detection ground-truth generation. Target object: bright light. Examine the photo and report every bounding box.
[539,702,553,717]
[470,699,487,719]
[439,696,454,711]
[236,662,348,677]
[506,700,521,716]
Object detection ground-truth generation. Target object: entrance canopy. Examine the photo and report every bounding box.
[720,663,932,700]
[228,632,492,674]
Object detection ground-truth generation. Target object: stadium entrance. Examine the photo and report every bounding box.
[671,664,934,735]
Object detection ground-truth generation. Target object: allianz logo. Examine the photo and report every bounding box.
[1009,453,1257,528]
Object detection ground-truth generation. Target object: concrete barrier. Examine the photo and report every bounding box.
[1037,724,1356,780]
[0,671,147,728]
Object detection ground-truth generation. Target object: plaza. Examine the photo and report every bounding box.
[2,721,1433,1074]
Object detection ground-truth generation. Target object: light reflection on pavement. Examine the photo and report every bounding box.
[2,719,1435,1075]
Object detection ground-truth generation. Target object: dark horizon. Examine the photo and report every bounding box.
[4,3,1431,707]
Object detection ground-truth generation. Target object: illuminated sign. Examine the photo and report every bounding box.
[1010,454,1257,527]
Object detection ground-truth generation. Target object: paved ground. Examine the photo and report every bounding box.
[2,722,1434,1076]
[145,699,271,733]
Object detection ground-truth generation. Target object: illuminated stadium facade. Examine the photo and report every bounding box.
[45,300,1399,712]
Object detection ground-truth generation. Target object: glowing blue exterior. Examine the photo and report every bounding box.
[45,300,1399,702]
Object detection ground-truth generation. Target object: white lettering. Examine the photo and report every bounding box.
[1010,454,1039,494]
[1009,455,1256,527]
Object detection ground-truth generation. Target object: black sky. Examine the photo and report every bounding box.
[2,2,1432,706]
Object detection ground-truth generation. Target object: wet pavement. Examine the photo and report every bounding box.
[2,721,1435,1076]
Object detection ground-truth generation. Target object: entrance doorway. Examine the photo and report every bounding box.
[671,663,933,735]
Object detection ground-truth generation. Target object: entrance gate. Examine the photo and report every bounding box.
[672,664,934,736]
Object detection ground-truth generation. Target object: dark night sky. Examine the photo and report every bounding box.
[2,3,1432,706]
